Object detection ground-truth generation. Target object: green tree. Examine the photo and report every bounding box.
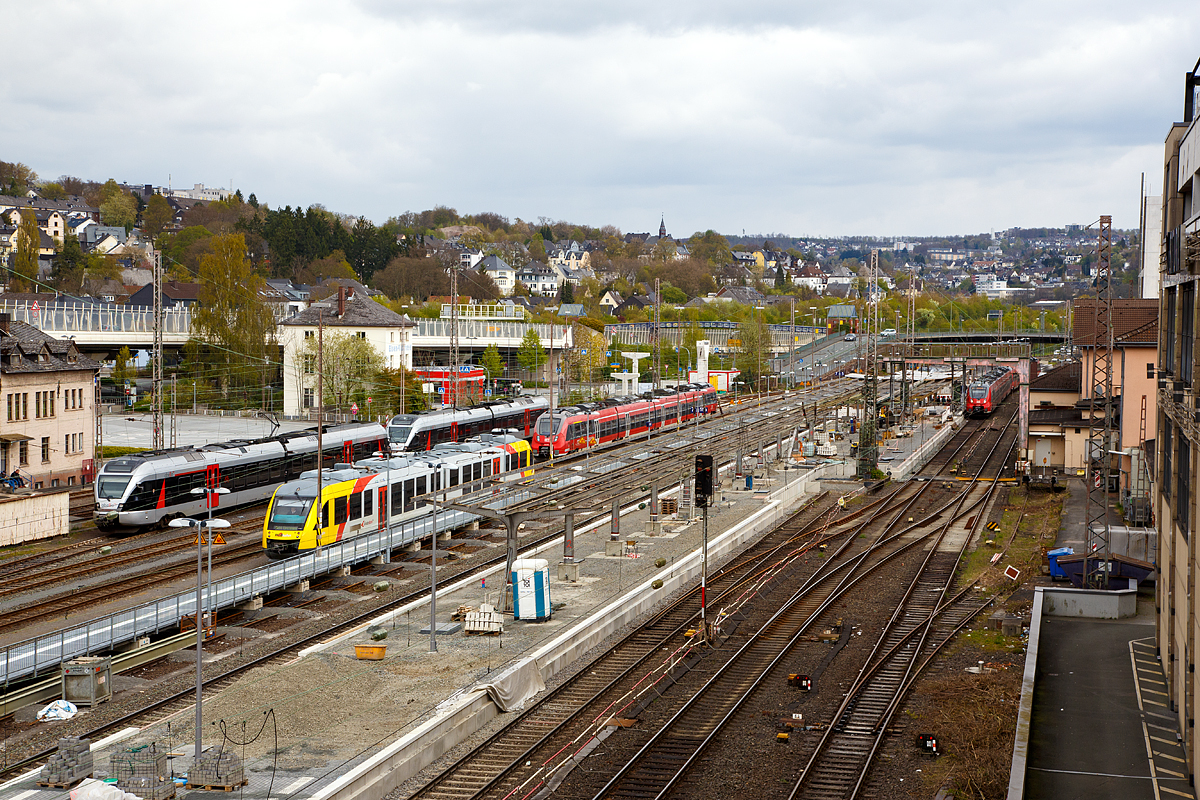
[190,233,277,397]
[559,281,574,304]
[112,346,134,385]
[100,188,137,232]
[9,210,42,292]
[687,230,732,267]
[733,317,767,386]
[39,182,67,200]
[52,232,87,293]
[375,366,427,414]
[299,331,380,412]
[142,194,173,238]
[481,343,504,380]
[516,328,546,379]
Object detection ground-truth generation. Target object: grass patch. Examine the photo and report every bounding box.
[959,488,1066,591]
[958,627,1025,652]
[99,446,148,458]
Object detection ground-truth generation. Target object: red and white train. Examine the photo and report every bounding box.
[533,384,720,459]
[965,366,1016,416]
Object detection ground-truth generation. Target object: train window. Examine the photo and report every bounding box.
[334,496,348,525]
[433,470,441,492]
[450,468,459,487]
[349,493,363,521]
[323,502,331,528]
[416,475,426,497]
[97,475,131,499]
[404,479,415,512]
[363,490,373,518]
[391,482,404,515]
[485,459,493,478]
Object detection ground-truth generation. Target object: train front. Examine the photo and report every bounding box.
[93,457,149,532]
[263,480,318,557]
[387,415,419,451]
[965,382,989,416]
[532,410,565,459]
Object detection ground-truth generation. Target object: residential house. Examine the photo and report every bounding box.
[261,279,310,320]
[279,287,415,416]
[480,255,517,296]
[715,286,767,307]
[516,263,560,297]
[1026,361,1087,478]
[0,313,100,488]
[127,281,202,309]
[598,289,624,315]
[794,263,827,294]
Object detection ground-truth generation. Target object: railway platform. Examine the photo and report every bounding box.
[1009,479,1193,799]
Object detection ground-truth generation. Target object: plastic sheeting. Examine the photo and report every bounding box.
[37,699,78,721]
[479,657,546,712]
[70,778,141,800]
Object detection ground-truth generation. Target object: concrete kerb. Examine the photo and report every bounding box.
[309,465,827,800]
[1007,586,1046,800]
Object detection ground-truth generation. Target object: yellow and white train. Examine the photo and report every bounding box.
[263,432,533,557]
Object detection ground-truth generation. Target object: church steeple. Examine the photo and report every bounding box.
[659,216,667,238]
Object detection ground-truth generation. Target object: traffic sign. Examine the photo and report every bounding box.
[485,389,492,397]
[351,402,359,413]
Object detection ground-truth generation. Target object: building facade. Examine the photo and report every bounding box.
[279,287,414,417]
[1155,58,1200,786]
[0,314,100,488]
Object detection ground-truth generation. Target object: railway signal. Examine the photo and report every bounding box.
[694,454,713,507]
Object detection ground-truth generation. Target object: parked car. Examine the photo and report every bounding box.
[844,334,857,341]
[881,328,897,338]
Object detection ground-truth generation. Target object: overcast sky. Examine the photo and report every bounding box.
[5,2,1197,237]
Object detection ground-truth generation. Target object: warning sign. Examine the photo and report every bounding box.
[1004,565,1020,581]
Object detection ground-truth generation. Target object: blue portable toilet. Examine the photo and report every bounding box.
[1047,547,1074,580]
[746,474,753,490]
[511,558,551,620]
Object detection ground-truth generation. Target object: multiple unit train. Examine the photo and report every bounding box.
[964,359,1040,417]
[965,367,1018,416]
[94,423,388,532]
[532,384,720,459]
[387,396,549,451]
[262,433,533,557]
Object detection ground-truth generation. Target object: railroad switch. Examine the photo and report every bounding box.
[916,734,940,755]
[788,674,813,691]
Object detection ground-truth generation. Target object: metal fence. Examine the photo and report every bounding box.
[0,300,193,336]
[0,504,481,687]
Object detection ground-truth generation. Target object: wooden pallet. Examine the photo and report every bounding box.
[189,779,247,792]
[37,774,91,789]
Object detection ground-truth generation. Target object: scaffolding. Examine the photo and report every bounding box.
[1084,216,1115,588]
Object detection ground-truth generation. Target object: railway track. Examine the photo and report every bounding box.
[402,487,928,800]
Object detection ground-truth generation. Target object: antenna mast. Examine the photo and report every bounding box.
[1084,215,1115,587]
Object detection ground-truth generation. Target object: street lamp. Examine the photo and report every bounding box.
[169,509,230,771]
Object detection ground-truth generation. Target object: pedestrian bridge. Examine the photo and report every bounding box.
[0,301,572,354]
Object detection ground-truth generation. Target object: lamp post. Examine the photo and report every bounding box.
[188,486,230,644]
[169,509,230,769]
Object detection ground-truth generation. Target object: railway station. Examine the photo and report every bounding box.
[0,287,1178,800]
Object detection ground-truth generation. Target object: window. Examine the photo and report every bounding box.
[19,441,28,465]
[302,355,315,374]
[357,332,366,339]
[22,393,27,420]
[6,393,10,421]
[1162,420,1172,499]
[1181,282,1194,385]
[303,388,315,408]
[349,493,363,521]
[1165,287,1177,372]
[41,437,50,462]
[1179,438,1190,539]
[304,330,315,339]
[65,435,70,454]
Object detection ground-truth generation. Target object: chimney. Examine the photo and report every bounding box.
[337,286,346,317]
[0,313,8,335]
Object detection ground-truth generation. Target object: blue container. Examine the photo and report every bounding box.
[1047,547,1074,580]
[746,474,753,490]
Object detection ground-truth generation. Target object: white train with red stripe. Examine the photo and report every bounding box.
[261,434,534,557]
[94,423,387,533]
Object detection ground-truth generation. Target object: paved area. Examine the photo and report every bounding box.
[1022,479,1195,799]
[99,411,337,450]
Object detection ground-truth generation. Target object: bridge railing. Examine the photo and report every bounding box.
[416,318,572,344]
[0,300,193,336]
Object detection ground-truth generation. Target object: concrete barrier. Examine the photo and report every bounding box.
[0,491,69,547]
[1040,586,1138,619]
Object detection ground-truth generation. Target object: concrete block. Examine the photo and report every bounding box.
[605,539,625,557]
[334,564,352,575]
[558,561,582,582]
[644,521,662,536]
[371,554,390,566]
[284,580,309,594]
[237,596,264,612]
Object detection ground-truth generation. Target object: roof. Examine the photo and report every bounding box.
[716,286,767,306]
[825,304,858,319]
[558,303,585,317]
[1031,361,1081,392]
[282,290,415,328]
[0,318,101,374]
[1072,298,1158,346]
[1029,407,1089,427]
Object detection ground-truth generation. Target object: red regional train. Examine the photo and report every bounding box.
[533,384,720,458]
[965,366,1017,416]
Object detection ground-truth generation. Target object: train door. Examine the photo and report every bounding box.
[378,487,387,529]
[523,410,530,438]
[342,441,353,465]
[205,464,221,507]
[450,421,459,443]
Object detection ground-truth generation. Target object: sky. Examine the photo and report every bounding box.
[4,1,1198,238]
